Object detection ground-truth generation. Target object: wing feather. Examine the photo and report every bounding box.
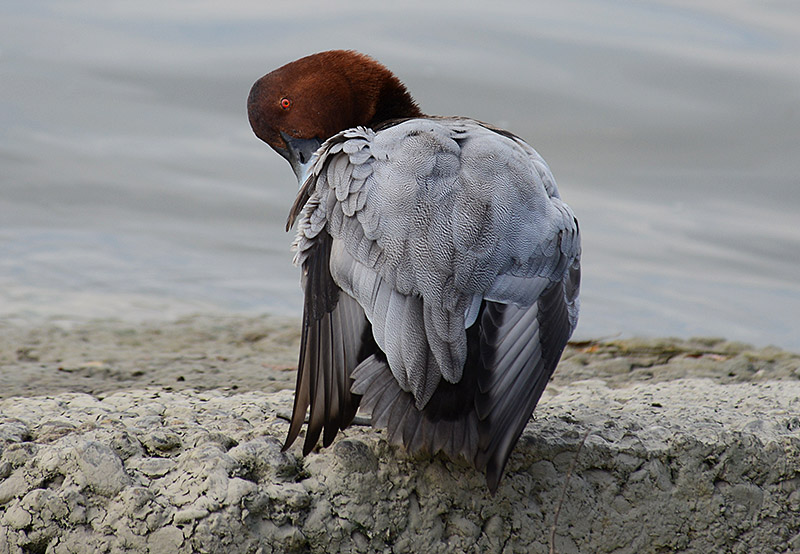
[281,232,371,454]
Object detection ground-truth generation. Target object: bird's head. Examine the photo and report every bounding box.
[247,50,422,183]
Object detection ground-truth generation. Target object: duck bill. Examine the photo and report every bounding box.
[278,132,322,186]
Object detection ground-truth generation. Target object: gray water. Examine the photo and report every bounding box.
[2,1,799,349]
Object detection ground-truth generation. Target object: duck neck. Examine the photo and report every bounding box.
[369,75,424,125]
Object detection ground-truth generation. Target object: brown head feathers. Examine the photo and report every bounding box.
[247,50,423,155]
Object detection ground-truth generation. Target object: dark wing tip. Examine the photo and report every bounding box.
[282,413,305,452]
[282,233,374,456]
[485,465,502,496]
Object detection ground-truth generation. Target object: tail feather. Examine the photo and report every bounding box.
[351,351,480,462]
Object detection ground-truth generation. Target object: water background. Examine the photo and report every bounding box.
[2,1,799,349]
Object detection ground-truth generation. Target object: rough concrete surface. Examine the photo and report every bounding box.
[1,316,800,553]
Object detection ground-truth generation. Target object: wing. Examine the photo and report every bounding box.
[281,229,374,455]
[292,123,463,409]
[475,262,580,492]
[290,118,581,490]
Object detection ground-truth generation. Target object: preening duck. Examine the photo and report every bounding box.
[247,50,581,493]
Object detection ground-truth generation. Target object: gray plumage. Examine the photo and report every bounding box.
[286,117,580,492]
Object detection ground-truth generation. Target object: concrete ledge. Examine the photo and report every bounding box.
[1,378,799,553]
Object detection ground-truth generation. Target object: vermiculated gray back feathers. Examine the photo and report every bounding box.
[287,117,581,492]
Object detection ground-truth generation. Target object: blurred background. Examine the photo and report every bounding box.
[1,0,799,349]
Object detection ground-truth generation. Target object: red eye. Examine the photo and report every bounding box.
[280,97,292,110]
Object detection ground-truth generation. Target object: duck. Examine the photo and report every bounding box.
[247,50,581,493]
